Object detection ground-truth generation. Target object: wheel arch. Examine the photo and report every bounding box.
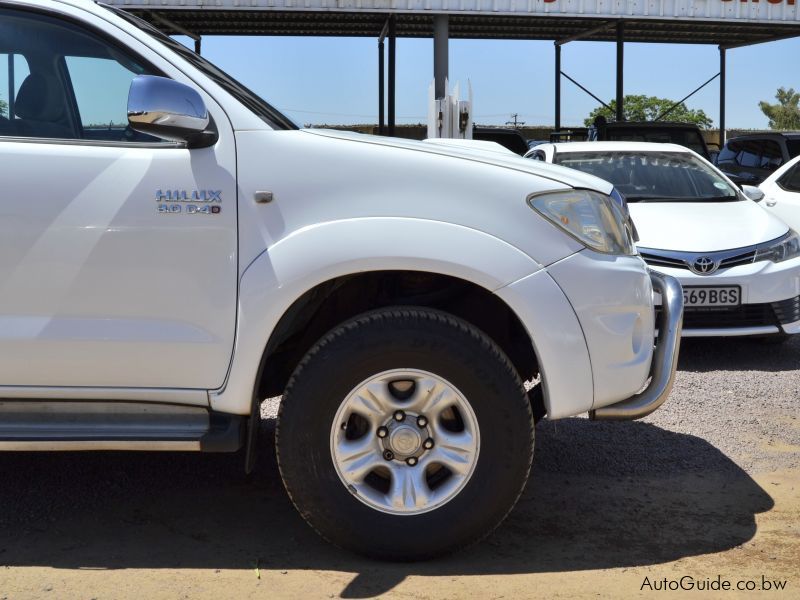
[254,270,542,404]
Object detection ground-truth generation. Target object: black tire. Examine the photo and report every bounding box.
[276,307,534,560]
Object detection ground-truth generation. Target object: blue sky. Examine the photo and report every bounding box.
[181,34,798,129]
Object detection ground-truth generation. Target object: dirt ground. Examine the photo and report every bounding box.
[0,339,798,599]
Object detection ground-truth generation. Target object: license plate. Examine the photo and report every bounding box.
[682,286,741,307]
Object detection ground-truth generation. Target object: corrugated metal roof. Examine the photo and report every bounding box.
[104,0,800,44]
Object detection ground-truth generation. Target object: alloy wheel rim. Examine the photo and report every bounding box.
[330,369,480,516]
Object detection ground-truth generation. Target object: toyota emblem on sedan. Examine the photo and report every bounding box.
[691,256,718,275]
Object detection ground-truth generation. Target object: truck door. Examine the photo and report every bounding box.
[0,7,237,390]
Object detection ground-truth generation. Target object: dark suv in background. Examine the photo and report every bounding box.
[596,121,712,160]
[717,132,800,185]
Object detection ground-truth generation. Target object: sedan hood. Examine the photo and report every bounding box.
[303,129,614,195]
[629,199,789,252]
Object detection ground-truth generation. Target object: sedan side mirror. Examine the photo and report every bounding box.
[127,75,217,147]
[741,185,765,203]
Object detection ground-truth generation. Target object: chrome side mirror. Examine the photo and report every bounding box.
[127,75,216,147]
[741,185,765,203]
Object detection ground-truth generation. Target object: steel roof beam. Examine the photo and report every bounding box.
[555,21,614,46]
[720,32,800,50]
[147,11,200,42]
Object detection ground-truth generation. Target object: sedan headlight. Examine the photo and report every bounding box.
[754,230,800,263]
[528,189,636,255]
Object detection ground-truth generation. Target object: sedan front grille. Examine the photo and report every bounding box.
[655,295,800,330]
[639,247,757,273]
[773,296,800,324]
[718,250,757,269]
[639,252,686,269]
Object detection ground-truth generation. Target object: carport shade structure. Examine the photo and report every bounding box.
[108,0,800,144]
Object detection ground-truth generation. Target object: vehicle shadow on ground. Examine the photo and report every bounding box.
[677,335,800,373]
[0,418,772,597]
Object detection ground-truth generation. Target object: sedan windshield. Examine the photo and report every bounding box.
[553,150,738,202]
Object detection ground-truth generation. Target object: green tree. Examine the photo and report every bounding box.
[0,95,7,118]
[584,94,713,128]
[758,87,800,130]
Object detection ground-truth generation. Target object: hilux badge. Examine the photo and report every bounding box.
[155,189,222,215]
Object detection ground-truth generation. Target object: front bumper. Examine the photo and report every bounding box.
[590,271,684,421]
[499,251,683,421]
[644,253,800,337]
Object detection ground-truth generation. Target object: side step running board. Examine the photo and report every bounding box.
[0,401,244,452]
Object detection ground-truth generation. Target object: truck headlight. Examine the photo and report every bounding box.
[528,189,636,255]
[754,230,800,264]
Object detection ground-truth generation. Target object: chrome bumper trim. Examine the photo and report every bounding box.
[590,271,684,421]
[681,326,779,337]
[781,320,800,335]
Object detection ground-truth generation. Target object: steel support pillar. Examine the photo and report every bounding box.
[719,47,726,147]
[616,21,624,122]
[554,43,561,131]
[194,37,201,55]
[388,15,396,136]
[433,15,449,99]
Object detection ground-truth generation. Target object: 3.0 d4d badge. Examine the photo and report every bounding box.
[155,189,222,215]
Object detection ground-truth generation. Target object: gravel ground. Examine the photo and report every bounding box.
[646,335,799,474]
[0,336,797,599]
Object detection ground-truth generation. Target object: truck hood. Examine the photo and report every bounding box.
[303,129,614,195]
[629,199,789,252]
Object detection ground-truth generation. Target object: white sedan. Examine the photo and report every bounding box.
[760,154,800,232]
[527,142,800,340]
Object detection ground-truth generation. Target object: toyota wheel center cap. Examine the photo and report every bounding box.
[389,426,422,456]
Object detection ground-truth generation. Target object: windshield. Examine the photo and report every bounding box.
[101,5,298,130]
[553,150,738,202]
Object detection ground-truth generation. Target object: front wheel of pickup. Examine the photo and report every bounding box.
[276,307,535,560]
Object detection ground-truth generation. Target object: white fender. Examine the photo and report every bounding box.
[210,217,545,414]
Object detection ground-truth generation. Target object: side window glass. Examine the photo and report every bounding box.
[761,141,783,171]
[717,143,737,165]
[779,164,800,193]
[736,141,762,168]
[0,8,160,143]
[65,56,156,142]
[0,53,31,133]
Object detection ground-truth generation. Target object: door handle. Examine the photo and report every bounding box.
[766,200,777,207]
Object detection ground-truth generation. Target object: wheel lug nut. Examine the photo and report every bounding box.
[416,415,428,428]
[383,450,395,461]
[423,438,434,450]
[406,456,418,466]
[393,410,406,422]
[376,426,388,438]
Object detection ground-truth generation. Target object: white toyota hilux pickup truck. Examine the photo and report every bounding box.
[0,0,683,559]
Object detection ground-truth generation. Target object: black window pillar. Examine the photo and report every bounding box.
[7,53,14,119]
